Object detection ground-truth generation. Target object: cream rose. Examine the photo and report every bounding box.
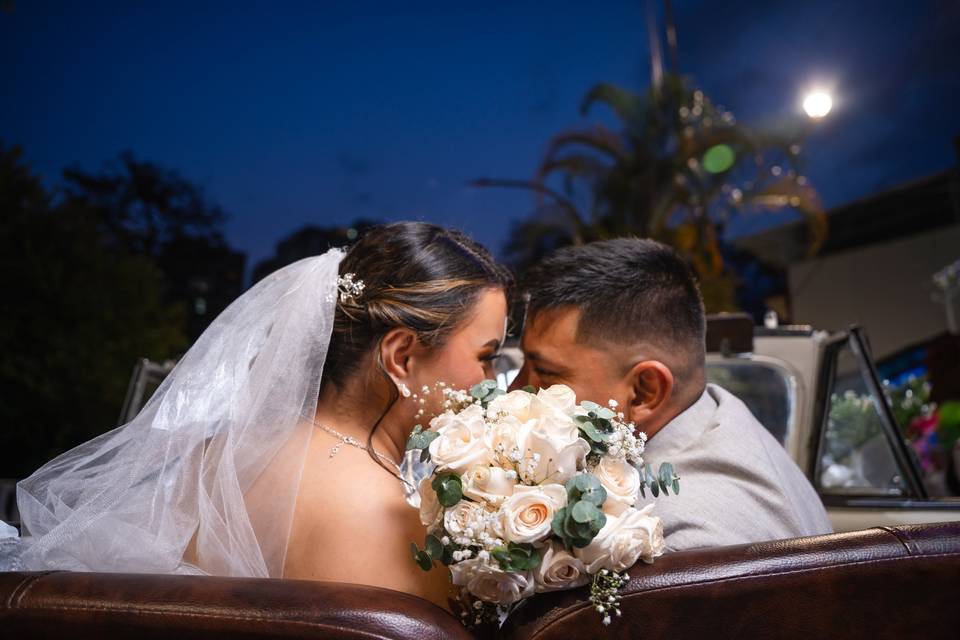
[418,476,441,528]
[499,484,567,544]
[516,415,590,484]
[574,505,665,573]
[443,500,484,536]
[462,465,517,506]
[536,385,578,415]
[484,414,524,460]
[486,389,534,422]
[534,542,590,592]
[594,456,641,516]
[428,407,492,474]
[451,558,535,605]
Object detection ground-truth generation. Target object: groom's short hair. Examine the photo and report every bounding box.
[522,237,706,367]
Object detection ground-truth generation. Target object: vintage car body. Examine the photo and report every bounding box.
[703,315,960,531]
[494,315,960,534]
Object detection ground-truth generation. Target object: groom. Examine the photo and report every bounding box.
[510,237,832,551]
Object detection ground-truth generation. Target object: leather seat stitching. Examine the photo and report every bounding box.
[4,571,58,610]
[877,526,915,555]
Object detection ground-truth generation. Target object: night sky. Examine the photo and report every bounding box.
[3,1,959,276]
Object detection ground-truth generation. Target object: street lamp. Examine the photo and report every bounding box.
[803,91,833,118]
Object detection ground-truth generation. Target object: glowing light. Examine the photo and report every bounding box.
[803,91,832,118]
[703,144,735,174]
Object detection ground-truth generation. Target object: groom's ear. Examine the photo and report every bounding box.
[626,360,674,426]
[379,327,419,381]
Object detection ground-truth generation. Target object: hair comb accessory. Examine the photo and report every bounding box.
[336,273,366,304]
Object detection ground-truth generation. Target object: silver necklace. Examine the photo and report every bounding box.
[312,421,403,476]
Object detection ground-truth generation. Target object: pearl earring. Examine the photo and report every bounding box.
[398,383,411,398]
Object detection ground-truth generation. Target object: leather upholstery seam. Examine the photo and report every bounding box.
[528,551,960,638]
[4,571,57,610]
[2,603,432,640]
[878,526,917,555]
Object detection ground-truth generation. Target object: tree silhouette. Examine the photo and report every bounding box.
[0,143,187,479]
[62,152,245,340]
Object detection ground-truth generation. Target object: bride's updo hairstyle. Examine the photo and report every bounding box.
[320,221,512,393]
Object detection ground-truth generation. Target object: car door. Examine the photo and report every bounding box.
[813,328,960,531]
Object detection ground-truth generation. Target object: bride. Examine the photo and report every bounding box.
[8,221,512,609]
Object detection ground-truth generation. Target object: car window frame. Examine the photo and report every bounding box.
[812,327,928,504]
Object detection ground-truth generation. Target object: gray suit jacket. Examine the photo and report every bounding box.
[637,384,832,551]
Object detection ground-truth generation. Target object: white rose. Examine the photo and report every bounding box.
[594,456,640,516]
[462,465,517,506]
[451,558,535,605]
[486,389,534,422]
[536,385,578,415]
[499,484,567,544]
[527,393,575,426]
[574,505,665,573]
[428,410,457,432]
[534,541,590,592]
[444,500,484,536]
[428,408,492,474]
[418,476,441,528]
[484,415,524,460]
[517,415,590,484]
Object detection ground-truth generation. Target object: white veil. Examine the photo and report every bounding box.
[12,250,343,577]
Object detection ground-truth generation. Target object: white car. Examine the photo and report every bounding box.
[494,315,960,533]
[702,315,960,532]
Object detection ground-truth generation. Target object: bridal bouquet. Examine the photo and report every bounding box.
[406,381,679,627]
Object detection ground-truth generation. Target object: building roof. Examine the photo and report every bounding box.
[734,168,959,268]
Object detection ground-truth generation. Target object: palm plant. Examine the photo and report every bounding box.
[479,75,826,311]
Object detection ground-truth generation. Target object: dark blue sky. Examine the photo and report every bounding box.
[3,1,958,273]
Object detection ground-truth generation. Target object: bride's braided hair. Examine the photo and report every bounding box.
[320,222,512,392]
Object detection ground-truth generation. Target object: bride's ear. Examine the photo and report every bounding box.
[378,327,419,388]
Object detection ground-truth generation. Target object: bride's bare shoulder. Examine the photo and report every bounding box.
[283,445,451,608]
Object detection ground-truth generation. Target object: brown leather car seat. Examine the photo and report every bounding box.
[3,522,959,639]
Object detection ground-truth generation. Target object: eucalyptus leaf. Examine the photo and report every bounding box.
[432,473,463,507]
[424,534,444,560]
[522,385,537,393]
[591,512,607,534]
[406,427,439,451]
[552,508,570,543]
[645,465,660,498]
[581,401,601,412]
[415,550,433,571]
[571,500,600,523]
[579,421,605,443]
